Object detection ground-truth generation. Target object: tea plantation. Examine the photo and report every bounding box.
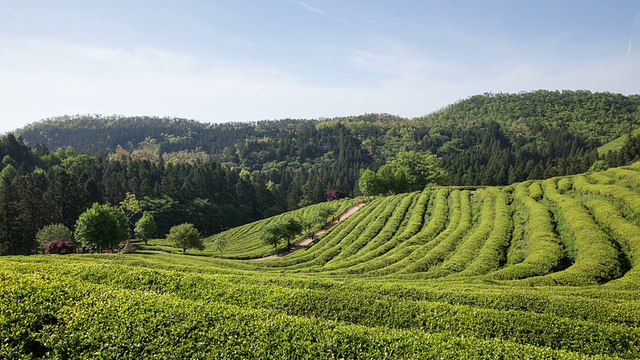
[3,164,640,358]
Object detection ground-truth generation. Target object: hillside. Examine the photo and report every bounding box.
[599,128,640,155]
[17,90,640,153]
[2,163,640,358]
[3,90,640,256]
[150,162,640,289]
[423,90,640,143]
[14,90,640,190]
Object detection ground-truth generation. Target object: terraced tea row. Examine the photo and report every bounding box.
[2,256,639,358]
[245,166,640,288]
[141,199,356,258]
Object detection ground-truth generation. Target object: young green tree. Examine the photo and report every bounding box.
[375,164,397,194]
[167,223,204,255]
[299,205,334,242]
[358,169,382,197]
[134,211,157,245]
[119,192,142,238]
[391,150,447,191]
[262,217,303,251]
[212,235,227,255]
[75,203,127,252]
[312,205,334,228]
[358,151,447,195]
[36,223,72,253]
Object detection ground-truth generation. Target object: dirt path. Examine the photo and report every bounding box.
[251,202,367,261]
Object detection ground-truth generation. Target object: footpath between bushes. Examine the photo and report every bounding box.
[251,202,367,261]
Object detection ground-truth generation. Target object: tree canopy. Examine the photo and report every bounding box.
[300,205,334,238]
[167,223,204,255]
[74,203,127,252]
[134,211,157,245]
[359,151,447,195]
[262,217,303,251]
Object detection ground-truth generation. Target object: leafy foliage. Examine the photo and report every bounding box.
[299,205,334,238]
[134,211,157,244]
[35,224,72,251]
[262,217,303,251]
[74,203,127,252]
[391,150,448,190]
[43,240,75,254]
[167,223,204,254]
[359,151,446,195]
[326,189,347,200]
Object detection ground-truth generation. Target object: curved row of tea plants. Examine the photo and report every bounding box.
[243,165,640,288]
[2,256,639,358]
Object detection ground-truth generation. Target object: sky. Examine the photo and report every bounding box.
[1,0,639,134]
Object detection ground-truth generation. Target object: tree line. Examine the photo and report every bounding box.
[0,133,359,255]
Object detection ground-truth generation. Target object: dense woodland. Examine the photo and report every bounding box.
[2,90,640,255]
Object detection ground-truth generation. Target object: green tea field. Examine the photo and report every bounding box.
[3,164,640,358]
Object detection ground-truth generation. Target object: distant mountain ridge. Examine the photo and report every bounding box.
[12,90,640,188]
[17,90,640,153]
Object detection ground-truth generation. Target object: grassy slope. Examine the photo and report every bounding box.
[4,164,640,358]
[598,128,640,155]
[137,198,357,259]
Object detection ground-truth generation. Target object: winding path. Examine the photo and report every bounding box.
[251,202,367,261]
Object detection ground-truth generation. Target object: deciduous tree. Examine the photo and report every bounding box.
[167,223,204,255]
[134,211,157,245]
[75,203,127,252]
[262,217,302,251]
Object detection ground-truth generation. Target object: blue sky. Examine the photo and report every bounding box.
[1,0,639,133]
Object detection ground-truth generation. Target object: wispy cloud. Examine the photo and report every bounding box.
[292,1,326,16]
[627,12,640,57]
[291,0,363,31]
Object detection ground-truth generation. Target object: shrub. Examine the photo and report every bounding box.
[36,224,72,253]
[44,240,75,255]
[326,189,347,200]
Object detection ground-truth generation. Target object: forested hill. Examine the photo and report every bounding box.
[422,90,640,143]
[15,90,640,187]
[17,90,640,152]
